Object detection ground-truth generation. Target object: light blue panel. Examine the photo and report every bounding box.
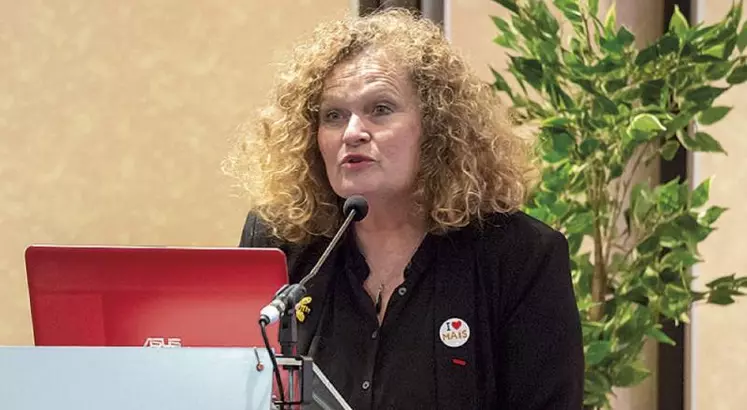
[0,346,273,410]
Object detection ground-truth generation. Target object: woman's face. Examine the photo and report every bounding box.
[316,51,423,202]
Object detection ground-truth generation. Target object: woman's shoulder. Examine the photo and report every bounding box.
[466,211,569,275]
[476,211,567,247]
[238,212,278,248]
[238,211,329,279]
[470,211,572,314]
[239,211,321,252]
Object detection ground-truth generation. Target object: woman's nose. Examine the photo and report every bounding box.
[341,114,371,145]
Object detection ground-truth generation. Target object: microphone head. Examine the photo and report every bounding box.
[343,195,369,222]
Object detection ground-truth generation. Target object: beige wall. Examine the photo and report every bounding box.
[692,1,747,409]
[446,0,508,82]
[0,0,351,345]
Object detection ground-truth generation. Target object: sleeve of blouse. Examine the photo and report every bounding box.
[494,228,584,410]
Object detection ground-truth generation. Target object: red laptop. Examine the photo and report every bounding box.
[25,245,288,350]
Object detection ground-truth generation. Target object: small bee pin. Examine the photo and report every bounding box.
[295,296,312,323]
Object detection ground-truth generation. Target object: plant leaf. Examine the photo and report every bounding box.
[553,0,583,23]
[542,116,573,128]
[706,273,736,288]
[631,183,654,225]
[646,326,676,346]
[532,2,561,38]
[690,132,726,153]
[727,64,747,84]
[701,206,728,225]
[708,287,735,305]
[584,371,612,406]
[490,67,513,96]
[631,114,666,132]
[605,77,628,93]
[723,37,737,59]
[616,363,652,387]
[661,140,680,161]
[705,61,735,81]
[665,112,693,134]
[684,86,729,103]
[617,26,635,46]
[680,312,691,324]
[493,0,519,14]
[691,178,711,208]
[491,15,511,31]
[579,138,601,158]
[669,5,690,37]
[661,248,701,269]
[593,95,619,116]
[604,4,616,34]
[698,106,732,125]
[510,56,544,90]
[565,211,594,234]
[738,22,747,52]
[704,43,726,58]
[491,16,518,49]
[551,131,576,155]
[586,341,612,365]
[567,233,584,254]
[641,79,665,106]
[589,0,599,16]
[658,34,681,56]
[635,43,659,66]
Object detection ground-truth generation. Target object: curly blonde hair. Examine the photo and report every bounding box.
[224,8,536,244]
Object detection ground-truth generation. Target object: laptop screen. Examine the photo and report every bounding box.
[25,245,288,351]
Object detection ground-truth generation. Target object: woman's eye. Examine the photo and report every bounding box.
[323,110,342,122]
[373,104,393,115]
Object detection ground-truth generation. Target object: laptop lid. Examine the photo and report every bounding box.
[25,245,288,350]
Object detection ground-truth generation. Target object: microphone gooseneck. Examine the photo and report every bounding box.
[300,195,368,286]
[258,195,369,410]
[259,195,369,326]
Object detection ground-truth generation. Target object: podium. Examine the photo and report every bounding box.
[0,346,351,410]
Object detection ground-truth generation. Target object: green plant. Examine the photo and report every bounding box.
[490,0,747,408]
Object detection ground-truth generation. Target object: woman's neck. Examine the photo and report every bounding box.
[351,195,427,266]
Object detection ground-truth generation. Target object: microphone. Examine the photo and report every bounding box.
[341,195,369,223]
[259,195,369,326]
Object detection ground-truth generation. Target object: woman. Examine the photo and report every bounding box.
[225,8,583,410]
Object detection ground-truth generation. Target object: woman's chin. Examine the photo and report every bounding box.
[335,188,372,199]
[332,180,414,201]
[333,182,374,198]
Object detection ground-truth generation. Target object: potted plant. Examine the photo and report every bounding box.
[490,0,747,408]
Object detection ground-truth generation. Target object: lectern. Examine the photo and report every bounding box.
[0,346,351,410]
[19,245,354,409]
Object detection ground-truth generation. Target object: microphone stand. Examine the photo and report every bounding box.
[272,204,364,408]
[279,302,299,405]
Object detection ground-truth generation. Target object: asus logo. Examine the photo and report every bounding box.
[143,337,182,348]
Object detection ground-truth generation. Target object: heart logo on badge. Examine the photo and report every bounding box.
[439,318,470,348]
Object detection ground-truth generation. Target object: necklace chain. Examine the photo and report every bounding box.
[361,232,426,314]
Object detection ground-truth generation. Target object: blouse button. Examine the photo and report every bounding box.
[362,380,371,390]
[398,286,407,296]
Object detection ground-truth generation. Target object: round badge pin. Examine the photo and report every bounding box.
[439,318,470,348]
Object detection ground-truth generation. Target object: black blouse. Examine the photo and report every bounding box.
[240,211,584,410]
